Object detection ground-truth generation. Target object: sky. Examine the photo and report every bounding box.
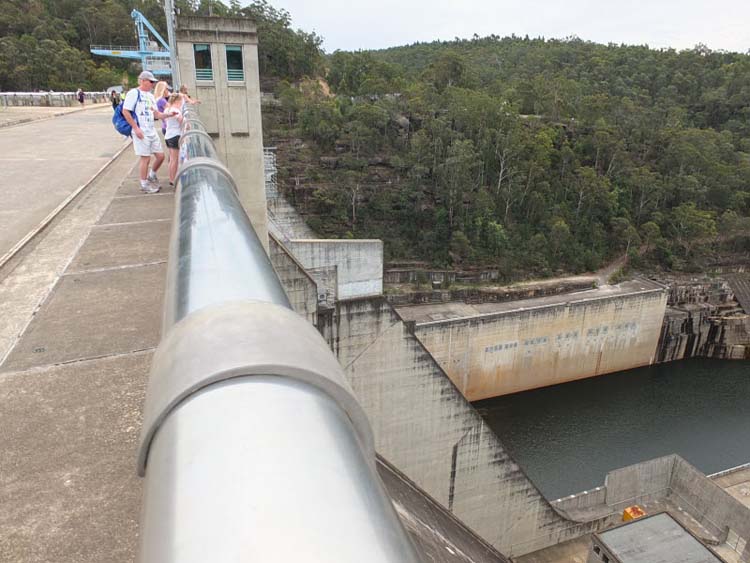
[259,0,750,54]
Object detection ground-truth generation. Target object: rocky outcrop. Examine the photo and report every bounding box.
[656,276,750,362]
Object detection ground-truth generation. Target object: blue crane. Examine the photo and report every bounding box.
[90,10,172,76]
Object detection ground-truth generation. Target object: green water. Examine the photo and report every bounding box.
[474,359,750,500]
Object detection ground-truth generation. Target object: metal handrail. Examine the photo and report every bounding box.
[90,44,169,52]
[136,105,419,562]
[90,44,140,51]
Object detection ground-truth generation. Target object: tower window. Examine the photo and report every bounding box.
[194,44,213,81]
[226,45,244,81]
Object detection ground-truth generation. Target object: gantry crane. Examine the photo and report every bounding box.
[90,10,172,76]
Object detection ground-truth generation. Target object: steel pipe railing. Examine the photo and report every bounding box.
[137,105,419,562]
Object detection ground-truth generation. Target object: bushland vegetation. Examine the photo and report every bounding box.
[278,36,750,276]
[5,0,748,277]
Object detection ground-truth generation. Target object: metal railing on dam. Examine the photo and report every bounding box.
[136,105,419,562]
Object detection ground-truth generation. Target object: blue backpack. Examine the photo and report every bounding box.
[112,90,140,137]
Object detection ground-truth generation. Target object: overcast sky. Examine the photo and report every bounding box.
[260,0,750,54]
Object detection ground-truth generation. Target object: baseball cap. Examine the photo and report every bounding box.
[138,71,157,82]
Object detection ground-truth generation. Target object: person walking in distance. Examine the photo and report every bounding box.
[163,93,184,187]
[122,71,171,194]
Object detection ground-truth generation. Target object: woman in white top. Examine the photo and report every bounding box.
[163,93,184,186]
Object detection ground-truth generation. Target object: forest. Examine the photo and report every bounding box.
[274,33,750,276]
[0,0,320,91]
[2,0,749,277]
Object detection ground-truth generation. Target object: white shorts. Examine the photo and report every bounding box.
[132,131,163,157]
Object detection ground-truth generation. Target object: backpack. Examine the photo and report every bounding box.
[112,90,140,137]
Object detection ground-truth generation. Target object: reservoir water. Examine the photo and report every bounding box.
[474,359,750,500]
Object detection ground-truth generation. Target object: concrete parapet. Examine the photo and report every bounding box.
[288,239,383,300]
[671,457,750,557]
[0,92,108,107]
[268,234,318,324]
[604,455,675,508]
[385,278,595,307]
[552,487,608,512]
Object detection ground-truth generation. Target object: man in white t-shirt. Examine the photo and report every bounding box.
[123,71,172,193]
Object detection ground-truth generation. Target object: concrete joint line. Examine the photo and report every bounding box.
[0,347,155,379]
[0,153,137,367]
[63,260,167,276]
[113,192,174,200]
[0,139,132,271]
[343,318,403,371]
[0,275,65,367]
[93,218,171,228]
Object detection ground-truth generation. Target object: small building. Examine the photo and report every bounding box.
[588,512,727,563]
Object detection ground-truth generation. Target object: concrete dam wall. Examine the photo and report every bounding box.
[270,234,598,555]
[397,280,668,400]
[316,297,606,557]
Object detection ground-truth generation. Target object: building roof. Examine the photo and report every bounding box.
[596,512,724,563]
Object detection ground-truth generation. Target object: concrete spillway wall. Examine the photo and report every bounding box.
[406,284,668,400]
[317,297,601,557]
[552,455,750,561]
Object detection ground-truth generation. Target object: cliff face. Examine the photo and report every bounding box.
[656,277,750,362]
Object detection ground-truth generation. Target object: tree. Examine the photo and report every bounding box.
[437,139,479,229]
[670,202,717,257]
[422,51,474,92]
[640,221,661,252]
[611,217,641,255]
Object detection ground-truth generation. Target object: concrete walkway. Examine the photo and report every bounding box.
[0,152,173,562]
[0,105,128,261]
[0,102,110,128]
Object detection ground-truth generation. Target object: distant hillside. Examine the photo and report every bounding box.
[365,36,750,137]
[268,35,750,277]
[0,0,322,91]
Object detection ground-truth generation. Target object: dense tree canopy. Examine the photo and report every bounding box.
[272,35,750,276]
[0,0,322,90]
[3,0,748,277]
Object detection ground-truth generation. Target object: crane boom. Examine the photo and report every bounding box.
[89,10,171,76]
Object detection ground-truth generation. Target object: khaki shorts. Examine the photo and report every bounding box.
[132,131,163,156]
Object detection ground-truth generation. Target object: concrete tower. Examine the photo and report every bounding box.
[175,15,269,249]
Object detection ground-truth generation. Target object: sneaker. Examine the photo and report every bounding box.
[147,170,157,182]
[140,182,160,194]
[148,177,161,191]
